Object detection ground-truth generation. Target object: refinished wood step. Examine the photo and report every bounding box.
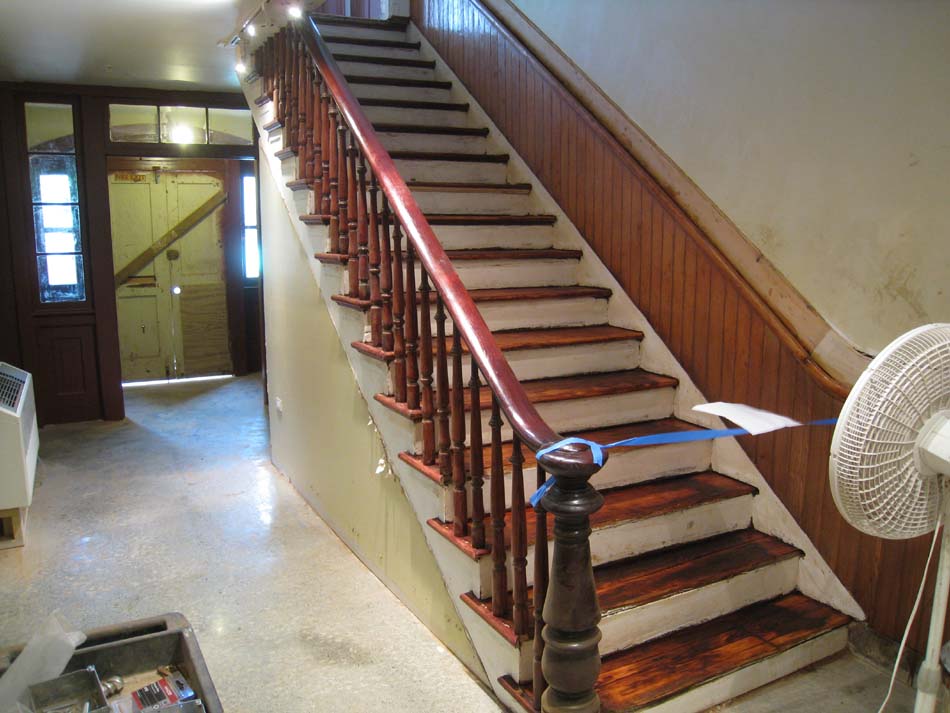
[376,124,489,137]
[390,151,509,164]
[274,146,296,160]
[326,36,421,50]
[334,53,436,69]
[427,471,757,561]
[499,592,849,712]
[407,180,529,193]
[333,285,611,312]
[313,14,410,31]
[358,97,470,112]
[423,214,553,226]
[462,529,801,645]
[263,119,283,133]
[316,247,581,265]
[348,75,451,89]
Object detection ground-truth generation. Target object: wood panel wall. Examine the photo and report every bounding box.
[410,0,939,654]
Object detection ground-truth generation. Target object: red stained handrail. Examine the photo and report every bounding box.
[299,16,581,461]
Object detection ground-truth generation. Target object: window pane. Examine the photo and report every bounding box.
[209,108,253,145]
[160,105,207,144]
[109,103,159,143]
[244,227,260,279]
[33,204,81,253]
[37,254,85,302]
[25,102,75,153]
[30,154,78,203]
[243,175,257,227]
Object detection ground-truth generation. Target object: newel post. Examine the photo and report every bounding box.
[537,446,605,713]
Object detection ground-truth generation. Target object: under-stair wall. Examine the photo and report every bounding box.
[407,0,942,656]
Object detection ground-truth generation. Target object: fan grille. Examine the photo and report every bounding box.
[830,324,950,539]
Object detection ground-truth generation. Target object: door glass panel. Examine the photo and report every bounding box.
[242,175,257,226]
[29,154,78,203]
[25,103,75,153]
[110,103,160,143]
[33,204,81,252]
[160,106,208,144]
[37,254,85,302]
[244,228,260,279]
[209,108,253,145]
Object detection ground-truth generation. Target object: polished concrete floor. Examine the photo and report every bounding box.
[0,375,916,712]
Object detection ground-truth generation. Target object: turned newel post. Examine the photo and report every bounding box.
[537,446,605,713]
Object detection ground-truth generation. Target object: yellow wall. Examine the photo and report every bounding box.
[258,157,481,673]
[510,0,949,354]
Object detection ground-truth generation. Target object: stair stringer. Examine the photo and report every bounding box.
[404,22,865,623]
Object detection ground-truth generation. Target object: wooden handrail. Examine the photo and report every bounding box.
[299,16,573,456]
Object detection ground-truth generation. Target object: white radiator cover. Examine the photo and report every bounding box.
[0,362,38,508]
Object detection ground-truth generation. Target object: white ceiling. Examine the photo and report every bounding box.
[0,0,262,91]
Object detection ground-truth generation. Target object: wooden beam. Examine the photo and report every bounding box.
[114,190,228,288]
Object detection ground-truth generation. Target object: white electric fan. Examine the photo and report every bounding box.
[829,323,950,713]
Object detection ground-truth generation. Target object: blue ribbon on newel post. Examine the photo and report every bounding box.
[530,401,837,508]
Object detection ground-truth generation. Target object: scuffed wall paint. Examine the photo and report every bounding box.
[258,157,481,672]
[509,0,950,353]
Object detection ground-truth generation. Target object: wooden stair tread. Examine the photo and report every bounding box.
[389,151,509,163]
[407,180,529,192]
[316,247,580,265]
[313,14,410,30]
[254,95,271,107]
[333,53,435,69]
[401,417,707,484]
[425,214,554,225]
[274,147,296,160]
[334,285,611,312]
[262,119,282,132]
[376,125,489,137]
[463,529,801,643]
[428,471,757,560]
[347,75,451,89]
[357,97,469,111]
[326,36,421,50]
[501,593,849,712]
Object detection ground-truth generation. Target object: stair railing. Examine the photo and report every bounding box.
[255,18,604,713]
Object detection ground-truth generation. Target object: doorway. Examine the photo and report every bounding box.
[107,157,260,383]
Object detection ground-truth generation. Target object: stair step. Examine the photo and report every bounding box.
[327,36,422,51]
[464,529,801,645]
[376,125,489,137]
[500,593,849,713]
[274,146,296,160]
[428,471,757,561]
[262,119,283,133]
[408,180,529,192]
[313,14,410,31]
[424,214,553,225]
[316,247,580,263]
[333,53,435,69]
[358,97,469,112]
[333,285,611,312]
[347,75,450,90]
[389,151,508,163]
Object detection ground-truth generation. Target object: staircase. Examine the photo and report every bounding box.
[244,13,856,712]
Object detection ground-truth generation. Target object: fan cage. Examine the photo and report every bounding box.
[830,324,950,539]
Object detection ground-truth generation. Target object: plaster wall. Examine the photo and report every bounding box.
[258,157,480,672]
[508,0,950,354]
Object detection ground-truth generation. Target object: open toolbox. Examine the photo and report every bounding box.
[0,613,222,713]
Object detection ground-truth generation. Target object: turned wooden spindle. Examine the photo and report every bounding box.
[275,31,285,124]
[345,129,359,297]
[379,198,394,354]
[451,329,468,537]
[326,101,340,254]
[319,84,331,216]
[367,174,383,345]
[418,267,436,464]
[434,295,451,484]
[511,435,529,636]
[537,448,605,713]
[390,218,407,404]
[489,394,508,617]
[309,72,322,185]
[355,153,370,301]
[336,121,349,260]
[533,464,550,712]
[404,242,420,411]
[469,361,486,550]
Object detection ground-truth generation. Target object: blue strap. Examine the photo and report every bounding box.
[529,418,836,508]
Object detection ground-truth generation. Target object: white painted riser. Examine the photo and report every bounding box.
[360,105,472,127]
[315,23,408,42]
[379,132,488,154]
[355,84,454,102]
[437,295,610,333]
[454,493,756,599]
[439,439,713,521]
[336,60,436,81]
[409,189,535,215]
[393,158,508,183]
[426,224,555,250]
[327,42,424,59]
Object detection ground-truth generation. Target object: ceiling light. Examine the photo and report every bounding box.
[235,61,247,74]
[288,5,302,19]
[246,23,257,36]
[169,125,194,144]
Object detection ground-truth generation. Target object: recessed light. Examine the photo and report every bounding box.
[235,61,247,74]
[246,23,257,36]
[288,5,302,19]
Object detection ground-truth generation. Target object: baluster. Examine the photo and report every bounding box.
[354,139,369,301]
[319,83,331,216]
[297,39,307,178]
[367,173,383,345]
[404,242,420,410]
[435,296,451,484]
[451,329,468,537]
[391,218,407,403]
[418,267,436,464]
[280,30,289,125]
[287,30,298,158]
[490,395,508,616]
[533,465,549,711]
[511,435,529,636]
[336,120,349,260]
[326,101,340,254]
[537,448,604,713]
[469,361,486,550]
[275,32,284,123]
[267,38,275,103]
[346,130,359,297]
[309,72,322,186]
[379,198,394,353]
